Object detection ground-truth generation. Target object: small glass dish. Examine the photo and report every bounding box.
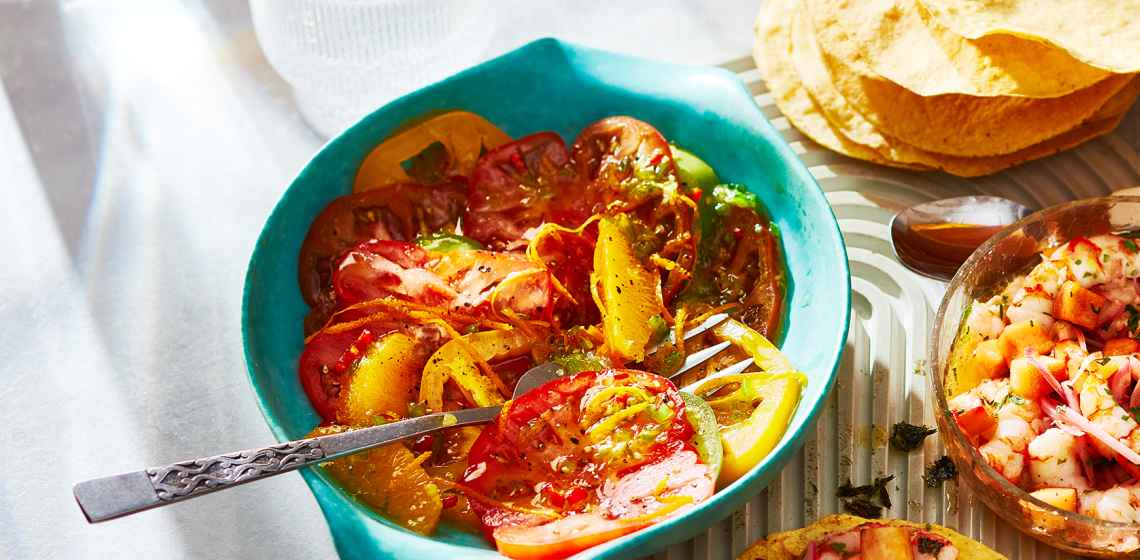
[929,196,1140,557]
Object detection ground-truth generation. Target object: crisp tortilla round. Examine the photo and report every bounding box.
[807,0,1134,157]
[920,0,1140,74]
[738,514,1008,560]
[789,2,1140,177]
[813,0,1109,98]
[753,0,926,170]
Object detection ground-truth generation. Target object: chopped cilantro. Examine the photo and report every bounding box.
[1125,239,1139,252]
[1126,305,1140,335]
[829,542,847,554]
[917,536,946,555]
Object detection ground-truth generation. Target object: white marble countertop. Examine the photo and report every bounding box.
[0,1,760,558]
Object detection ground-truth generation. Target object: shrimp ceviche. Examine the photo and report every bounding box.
[296,111,806,558]
[948,233,1140,522]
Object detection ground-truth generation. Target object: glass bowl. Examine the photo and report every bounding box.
[930,196,1140,557]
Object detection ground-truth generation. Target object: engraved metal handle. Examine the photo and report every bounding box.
[73,406,500,522]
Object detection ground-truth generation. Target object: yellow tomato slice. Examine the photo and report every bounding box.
[691,372,804,486]
[353,110,511,192]
[591,215,667,363]
[418,328,533,412]
[712,318,792,373]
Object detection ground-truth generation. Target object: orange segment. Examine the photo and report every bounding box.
[311,426,442,534]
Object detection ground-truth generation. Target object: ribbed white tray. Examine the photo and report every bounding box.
[656,56,1140,560]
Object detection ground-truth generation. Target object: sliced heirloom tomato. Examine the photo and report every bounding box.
[461,369,715,559]
[333,240,454,307]
[353,110,511,191]
[464,132,585,248]
[571,116,676,188]
[681,185,785,339]
[299,317,408,422]
[298,181,467,332]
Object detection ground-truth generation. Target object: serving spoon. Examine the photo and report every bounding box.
[889,195,1032,281]
[74,313,751,523]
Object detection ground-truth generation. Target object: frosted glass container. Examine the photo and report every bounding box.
[250,0,496,137]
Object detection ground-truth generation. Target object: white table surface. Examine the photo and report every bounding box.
[0,1,760,558]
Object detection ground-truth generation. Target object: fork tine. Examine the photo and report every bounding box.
[670,340,731,379]
[681,312,731,342]
[681,357,754,393]
[648,312,731,355]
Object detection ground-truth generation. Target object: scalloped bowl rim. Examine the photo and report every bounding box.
[241,38,850,559]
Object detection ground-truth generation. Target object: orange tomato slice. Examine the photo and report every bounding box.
[493,513,645,560]
[353,110,510,192]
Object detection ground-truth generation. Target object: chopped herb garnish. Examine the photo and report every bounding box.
[917,536,946,555]
[1124,239,1138,252]
[1126,305,1140,335]
[829,542,847,554]
[837,475,894,518]
[924,456,957,487]
[890,422,937,452]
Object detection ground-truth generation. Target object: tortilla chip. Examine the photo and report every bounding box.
[753,0,927,170]
[920,0,1140,74]
[787,0,1140,177]
[806,0,1108,98]
[807,0,1134,157]
[757,0,1138,176]
[738,514,1008,560]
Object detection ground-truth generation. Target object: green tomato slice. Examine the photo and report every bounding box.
[681,391,723,485]
[671,145,720,191]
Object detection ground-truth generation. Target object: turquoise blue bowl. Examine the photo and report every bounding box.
[242,38,850,559]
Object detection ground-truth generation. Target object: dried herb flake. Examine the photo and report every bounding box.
[837,475,894,518]
[924,456,958,487]
[889,422,936,452]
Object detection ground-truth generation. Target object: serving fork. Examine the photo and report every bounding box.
[73,313,753,523]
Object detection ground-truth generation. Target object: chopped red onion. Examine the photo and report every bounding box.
[1027,349,1079,409]
[1041,398,1084,437]
[1060,405,1140,465]
[1111,360,1133,406]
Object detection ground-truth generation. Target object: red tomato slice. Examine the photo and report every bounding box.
[463,133,586,247]
[570,116,676,207]
[333,240,454,306]
[462,369,711,559]
[298,181,467,329]
[299,328,362,422]
[528,226,599,327]
[429,250,552,318]
[493,512,644,560]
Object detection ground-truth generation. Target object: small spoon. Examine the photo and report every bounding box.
[889,195,1032,281]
